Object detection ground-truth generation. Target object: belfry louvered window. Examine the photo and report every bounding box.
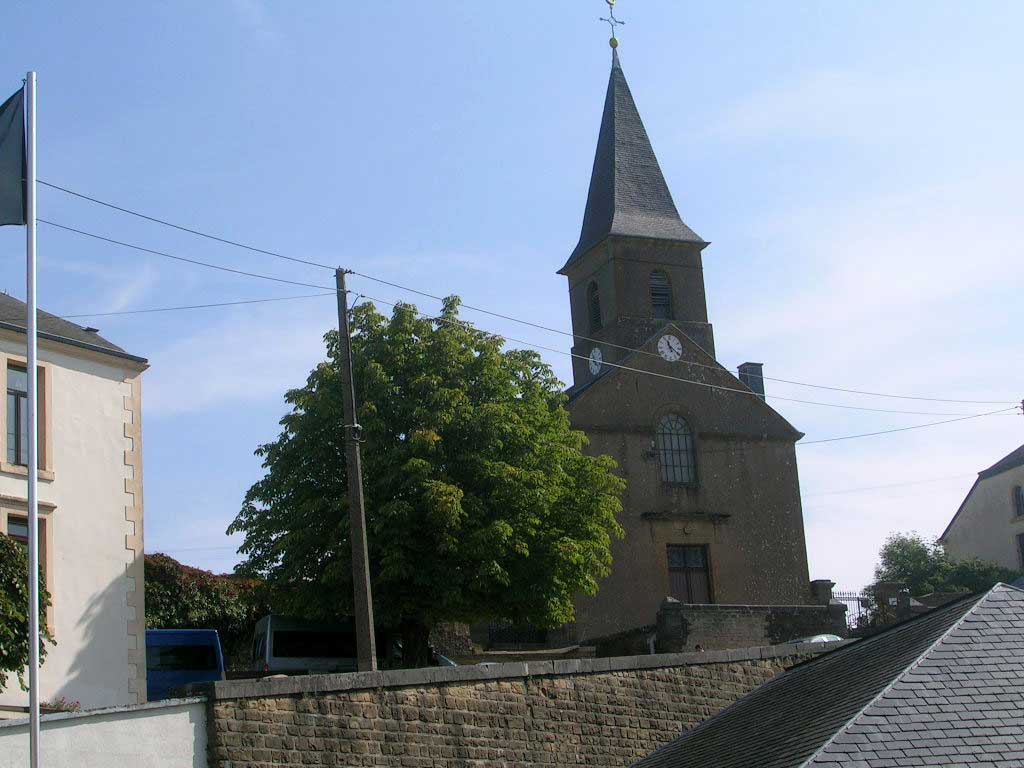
[650,270,672,319]
[655,414,697,486]
[587,282,602,332]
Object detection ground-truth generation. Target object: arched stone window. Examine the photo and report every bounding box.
[655,414,697,485]
[650,270,672,319]
[587,281,602,332]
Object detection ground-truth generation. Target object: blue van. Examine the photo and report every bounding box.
[145,629,225,700]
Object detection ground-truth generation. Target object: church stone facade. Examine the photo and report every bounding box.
[563,51,812,642]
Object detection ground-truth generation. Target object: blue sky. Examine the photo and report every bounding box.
[0,1,1021,590]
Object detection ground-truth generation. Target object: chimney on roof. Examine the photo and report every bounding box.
[83,327,99,333]
[738,362,765,400]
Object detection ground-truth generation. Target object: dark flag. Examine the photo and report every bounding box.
[0,88,26,226]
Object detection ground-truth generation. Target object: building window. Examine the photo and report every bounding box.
[7,515,28,550]
[667,545,711,603]
[655,414,697,485]
[6,515,46,586]
[7,365,29,466]
[1018,533,1024,570]
[650,270,672,319]
[5,363,47,471]
[1014,486,1024,518]
[587,282,602,332]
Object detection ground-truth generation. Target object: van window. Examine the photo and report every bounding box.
[272,630,356,658]
[146,644,218,671]
[252,633,265,662]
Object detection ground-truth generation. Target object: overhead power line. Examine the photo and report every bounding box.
[38,180,335,271]
[345,293,1023,440]
[347,270,1018,408]
[799,407,1018,445]
[38,218,1021,424]
[38,219,336,292]
[39,179,1016,408]
[59,292,336,318]
[802,473,978,498]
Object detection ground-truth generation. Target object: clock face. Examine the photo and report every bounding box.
[658,334,683,362]
[588,346,603,375]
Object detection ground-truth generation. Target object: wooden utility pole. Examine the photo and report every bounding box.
[335,268,377,671]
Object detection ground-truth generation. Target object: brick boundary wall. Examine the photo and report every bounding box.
[197,640,845,768]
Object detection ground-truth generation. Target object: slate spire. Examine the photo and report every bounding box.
[561,49,703,272]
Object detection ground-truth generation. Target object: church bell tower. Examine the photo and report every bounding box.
[558,38,813,644]
[560,50,715,389]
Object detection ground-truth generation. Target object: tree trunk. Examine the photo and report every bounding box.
[400,619,433,668]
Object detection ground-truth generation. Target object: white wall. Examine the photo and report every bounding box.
[0,331,145,709]
[943,465,1024,570]
[0,698,206,768]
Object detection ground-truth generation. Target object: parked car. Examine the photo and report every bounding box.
[252,615,382,674]
[791,633,843,644]
[251,615,457,674]
[146,629,225,700]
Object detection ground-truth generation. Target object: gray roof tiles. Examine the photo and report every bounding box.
[0,292,146,364]
[978,444,1024,480]
[561,50,703,272]
[633,584,1024,768]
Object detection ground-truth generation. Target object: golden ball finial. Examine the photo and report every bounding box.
[609,36,619,49]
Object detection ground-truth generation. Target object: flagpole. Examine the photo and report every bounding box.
[24,70,40,768]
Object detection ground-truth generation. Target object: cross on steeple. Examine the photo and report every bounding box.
[599,0,625,48]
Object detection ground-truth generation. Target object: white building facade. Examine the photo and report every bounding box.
[0,295,146,711]
[939,444,1024,571]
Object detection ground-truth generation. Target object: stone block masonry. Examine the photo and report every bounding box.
[199,641,843,767]
[655,602,849,653]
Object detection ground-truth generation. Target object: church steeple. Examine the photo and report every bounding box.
[560,50,704,273]
[560,48,716,387]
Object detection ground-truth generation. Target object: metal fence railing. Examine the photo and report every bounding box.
[833,590,871,629]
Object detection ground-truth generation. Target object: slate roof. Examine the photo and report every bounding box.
[979,444,1024,480]
[560,50,703,273]
[633,584,1024,768]
[0,293,146,364]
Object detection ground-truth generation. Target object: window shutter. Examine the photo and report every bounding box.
[587,282,602,332]
[650,270,672,319]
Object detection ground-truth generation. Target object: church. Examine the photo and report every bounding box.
[561,49,813,641]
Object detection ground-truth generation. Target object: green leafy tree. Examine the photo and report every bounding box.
[229,298,625,664]
[873,532,1020,595]
[144,553,268,670]
[0,535,52,692]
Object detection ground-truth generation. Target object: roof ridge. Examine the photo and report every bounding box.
[797,587,993,768]
[0,293,146,365]
[979,442,1024,479]
[939,444,1024,542]
[565,323,720,404]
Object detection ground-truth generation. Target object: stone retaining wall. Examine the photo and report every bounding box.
[655,602,848,652]
[198,641,844,767]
